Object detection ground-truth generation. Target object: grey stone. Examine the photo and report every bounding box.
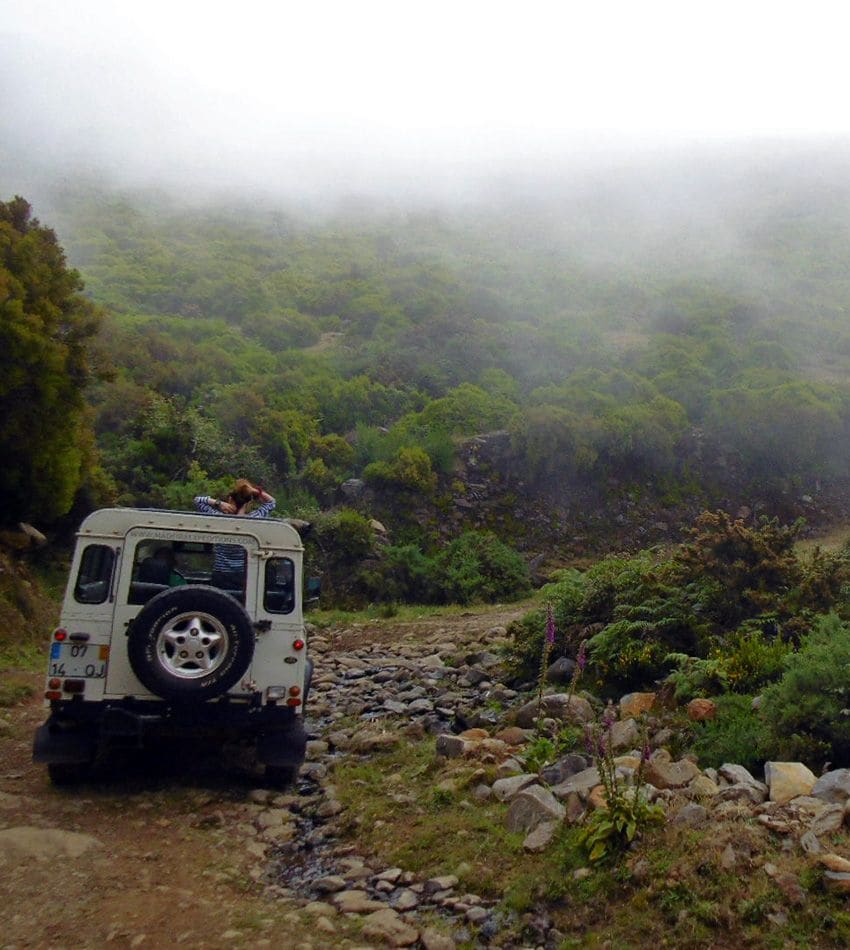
[420,927,456,950]
[644,757,701,790]
[505,785,565,833]
[435,735,469,758]
[393,889,420,911]
[715,782,767,805]
[523,820,559,852]
[491,774,538,802]
[811,803,845,836]
[671,803,708,827]
[609,718,640,751]
[812,769,850,804]
[361,908,419,947]
[332,890,386,914]
[515,692,594,728]
[719,763,767,793]
[550,766,601,799]
[545,656,576,685]
[540,753,591,786]
[801,831,822,855]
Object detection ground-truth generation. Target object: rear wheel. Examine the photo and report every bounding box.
[264,764,299,789]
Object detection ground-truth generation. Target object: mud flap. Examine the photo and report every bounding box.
[32,721,96,765]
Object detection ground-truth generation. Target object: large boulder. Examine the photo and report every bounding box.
[813,769,850,804]
[515,693,594,728]
[765,761,816,804]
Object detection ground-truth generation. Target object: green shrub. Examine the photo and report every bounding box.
[714,624,793,693]
[688,693,768,773]
[363,446,438,495]
[760,613,850,767]
[434,531,530,605]
[358,543,437,604]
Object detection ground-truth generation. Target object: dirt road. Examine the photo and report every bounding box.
[0,604,529,949]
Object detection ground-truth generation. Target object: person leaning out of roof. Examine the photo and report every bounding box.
[194,479,275,518]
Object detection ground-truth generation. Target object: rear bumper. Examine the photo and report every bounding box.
[33,694,308,765]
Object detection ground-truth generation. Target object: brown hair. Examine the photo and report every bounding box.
[228,479,258,508]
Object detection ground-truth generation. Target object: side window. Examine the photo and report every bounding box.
[74,545,115,604]
[264,558,295,614]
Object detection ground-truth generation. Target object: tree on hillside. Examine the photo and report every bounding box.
[0,196,105,524]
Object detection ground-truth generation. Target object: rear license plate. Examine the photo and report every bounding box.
[49,643,108,678]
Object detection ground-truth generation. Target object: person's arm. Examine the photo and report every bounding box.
[249,491,276,518]
[195,495,222,515]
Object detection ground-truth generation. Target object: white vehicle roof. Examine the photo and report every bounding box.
[76,508,304,551]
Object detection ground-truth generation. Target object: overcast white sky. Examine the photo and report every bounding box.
[2,0,849,196]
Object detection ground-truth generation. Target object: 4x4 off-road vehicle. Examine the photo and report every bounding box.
[33,508,312,786]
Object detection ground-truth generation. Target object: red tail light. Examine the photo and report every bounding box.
[292,639,305,651]
[53,629,68,641]
[286,698,302,707]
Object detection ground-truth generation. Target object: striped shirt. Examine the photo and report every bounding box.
[194,496,276,577]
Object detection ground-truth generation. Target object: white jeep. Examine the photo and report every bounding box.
[33,507,312,786]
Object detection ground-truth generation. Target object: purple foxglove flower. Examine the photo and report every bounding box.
[642,743,652,762]
[545,603,556,645]
[576,640,587,672]
[603,704,617,728]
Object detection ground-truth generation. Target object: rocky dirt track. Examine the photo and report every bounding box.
[0,605,529,950]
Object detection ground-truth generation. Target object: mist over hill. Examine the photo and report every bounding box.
[4,142,850,578]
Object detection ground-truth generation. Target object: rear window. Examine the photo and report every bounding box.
[264,558,296,614]
[74,544,115,604]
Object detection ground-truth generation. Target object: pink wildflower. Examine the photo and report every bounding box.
[545,603,556,645]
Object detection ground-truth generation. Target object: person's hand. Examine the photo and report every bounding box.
[219,500,237,514]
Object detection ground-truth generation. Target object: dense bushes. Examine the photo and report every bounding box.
[359,531,530,607]
[506,511,850,694]
[759,613,850,766]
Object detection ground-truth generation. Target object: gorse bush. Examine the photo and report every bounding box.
[434,531,531,606]
[760,613,850,768]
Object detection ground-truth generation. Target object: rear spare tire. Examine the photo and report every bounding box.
[127,586,254,702]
